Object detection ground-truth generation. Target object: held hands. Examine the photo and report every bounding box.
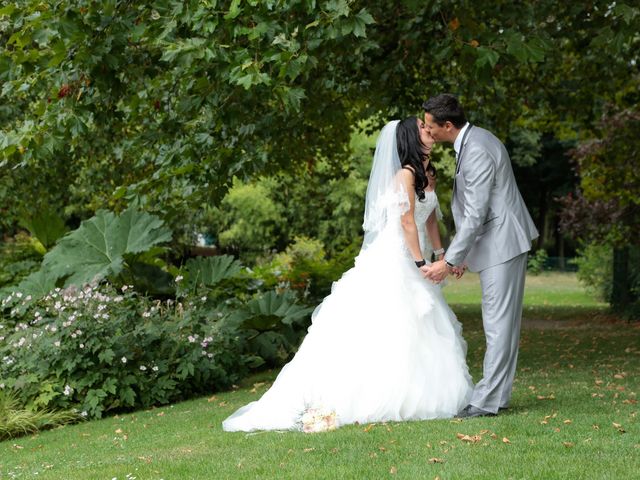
[423,260,467,283]
[451,264,466,279]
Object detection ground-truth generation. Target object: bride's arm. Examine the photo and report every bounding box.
[426,210,444,261]
[398,169,424,263]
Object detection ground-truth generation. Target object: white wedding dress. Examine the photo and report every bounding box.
[223,189,473,432]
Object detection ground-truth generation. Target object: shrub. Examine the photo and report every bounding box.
[572,243,612,302]
[250,236,360,305]
[0,233,42,290]
[527,248,549,275]
[0,390,79,440]
[0,283,248,419]
[0,253,317,420]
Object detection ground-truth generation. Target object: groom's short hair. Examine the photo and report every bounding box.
[422,94,467,129]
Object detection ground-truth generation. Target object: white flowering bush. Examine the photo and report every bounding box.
[0,283,248,418]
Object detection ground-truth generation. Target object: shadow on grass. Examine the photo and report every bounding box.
[451,303,616,330]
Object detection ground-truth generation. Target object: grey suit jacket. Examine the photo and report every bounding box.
[445,126,539,272]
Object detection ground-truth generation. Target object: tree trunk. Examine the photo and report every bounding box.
[610,247,631,309]
[557,234,565,270]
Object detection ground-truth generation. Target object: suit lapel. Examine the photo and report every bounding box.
[452,124,473,200]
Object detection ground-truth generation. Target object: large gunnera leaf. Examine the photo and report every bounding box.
[242,291,314,330]
[42,208,172,287]
[184,255,243,287]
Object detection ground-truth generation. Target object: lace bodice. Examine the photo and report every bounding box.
[414,190,440,257]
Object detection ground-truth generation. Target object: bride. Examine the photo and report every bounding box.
[223,118,473,432]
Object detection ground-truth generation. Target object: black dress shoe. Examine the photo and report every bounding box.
[455,405,497,419]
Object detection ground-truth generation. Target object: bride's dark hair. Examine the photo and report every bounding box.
[396,116,434,201]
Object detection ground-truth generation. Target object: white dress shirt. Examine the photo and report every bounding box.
[453,122,471,157]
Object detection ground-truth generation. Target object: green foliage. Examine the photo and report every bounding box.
[213,180,284,259]
[180,254,243,294]
[0,389,79,441]
[527,248,549,275]
[15,207,172,294]
[565,106,640,246]
[19,207,68,250]
[0,234,41,289]
[251,235,359,305]
[573,244,613,302]
[0,283,249,419]
[0,0,377,237]
[230,290,315,367]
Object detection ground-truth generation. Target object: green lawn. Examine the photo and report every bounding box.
[2,273,638,479]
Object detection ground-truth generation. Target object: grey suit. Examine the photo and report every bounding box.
[445,125,538,413]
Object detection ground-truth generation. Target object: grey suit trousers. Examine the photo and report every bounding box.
[470,252,528,413]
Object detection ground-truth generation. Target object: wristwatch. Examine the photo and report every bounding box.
[415,259,427,268]
[445,261,455,273]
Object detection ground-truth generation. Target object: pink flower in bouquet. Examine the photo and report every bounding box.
[300,407,337,433]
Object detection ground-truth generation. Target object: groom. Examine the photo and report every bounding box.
[422,94,539,418]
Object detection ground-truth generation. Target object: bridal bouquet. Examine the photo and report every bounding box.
[300,407,337,433]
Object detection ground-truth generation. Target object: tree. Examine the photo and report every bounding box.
[559,105,640,314]
[0,0,376,237]
[1,0,639,255]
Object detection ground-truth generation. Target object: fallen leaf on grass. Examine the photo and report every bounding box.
[390,466,397,474]
[456,433,481,443]
[428,458,445,464]
[363,423,376,432]
[502,437,511,444]
[207,396,218,402]
[563,442,574,448]
[592,424,600,430]
[303,448,315,453]
[563,419,572,425]
[622,399,638,405]
[537,394,556,400]
[614,373,626,379]
[250,382,266,393]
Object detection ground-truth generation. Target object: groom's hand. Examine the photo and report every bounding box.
[451,264,467,279]
[423,260,449,283]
